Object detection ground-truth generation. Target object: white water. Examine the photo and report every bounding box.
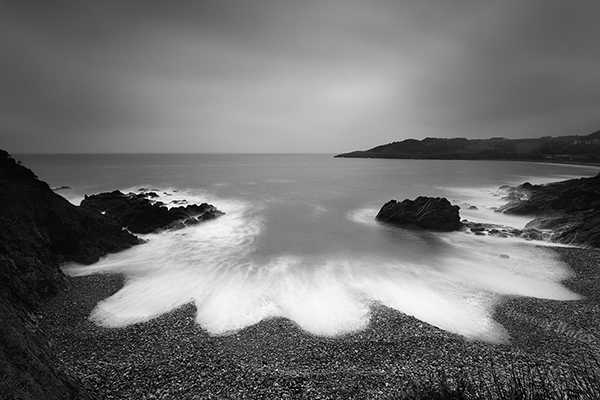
[19,154,598,342]
[64,187,579,343]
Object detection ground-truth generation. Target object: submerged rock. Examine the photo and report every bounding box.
[80,190,224,234]
[376,196,462,231]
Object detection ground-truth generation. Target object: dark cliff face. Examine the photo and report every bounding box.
[0,149,141,400]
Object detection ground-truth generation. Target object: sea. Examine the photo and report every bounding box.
[16,153,600,343]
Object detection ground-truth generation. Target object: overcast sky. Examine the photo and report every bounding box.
[2,0,599,154]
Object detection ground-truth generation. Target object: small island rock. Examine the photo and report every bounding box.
[376,196,463,231]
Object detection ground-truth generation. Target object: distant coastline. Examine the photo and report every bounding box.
[335,129,600,165]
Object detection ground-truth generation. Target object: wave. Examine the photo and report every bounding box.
[64,187,581,343]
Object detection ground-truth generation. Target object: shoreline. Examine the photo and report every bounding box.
[40,246,600,399]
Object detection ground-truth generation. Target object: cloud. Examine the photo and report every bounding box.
[1,0,599,153]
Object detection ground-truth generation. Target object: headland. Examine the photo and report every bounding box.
[335,129,600,165]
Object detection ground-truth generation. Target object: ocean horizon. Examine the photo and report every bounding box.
[16,153,600,342]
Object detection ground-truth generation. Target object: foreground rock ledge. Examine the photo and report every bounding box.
[376,196,462,231]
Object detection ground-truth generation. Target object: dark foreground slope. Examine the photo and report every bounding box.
[335,129,600,163]
[0,150,141,399]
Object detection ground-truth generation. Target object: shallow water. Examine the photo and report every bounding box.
[19,154,600,342]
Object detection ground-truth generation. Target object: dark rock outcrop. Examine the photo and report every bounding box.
[376,196,463,231]
[0,149,143,399]
[498,173,600,247]
[0,150,142,305]
[80,190,224,234]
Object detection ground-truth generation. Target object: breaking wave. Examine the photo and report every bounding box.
[64,187,581,343]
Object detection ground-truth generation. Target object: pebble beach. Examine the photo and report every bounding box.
[40,246,600,399]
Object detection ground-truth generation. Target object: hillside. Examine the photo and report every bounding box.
[335,130,600,163]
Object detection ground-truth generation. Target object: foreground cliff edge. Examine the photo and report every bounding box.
[0,150,222,399]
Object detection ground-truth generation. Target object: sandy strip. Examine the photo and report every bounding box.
[39,247,600,399]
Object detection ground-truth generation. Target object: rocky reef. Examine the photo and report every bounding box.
[375,196,463,231]
[80,190,223,234]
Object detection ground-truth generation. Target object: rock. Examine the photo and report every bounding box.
[521,228,545,241]
[497,173,600,247]
[468,205,478,210]
[0,151,142,295]
[80,190,224,234]
[460,221,548,242]
[375,196,462,231]
[499,175,599,215]
[497,183,531,202]
[469,224,485,232]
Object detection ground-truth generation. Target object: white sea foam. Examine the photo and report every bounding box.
[347,207,378,226]
[64,188,581,343]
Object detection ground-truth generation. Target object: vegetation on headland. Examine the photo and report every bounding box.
[335,129,600,164]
